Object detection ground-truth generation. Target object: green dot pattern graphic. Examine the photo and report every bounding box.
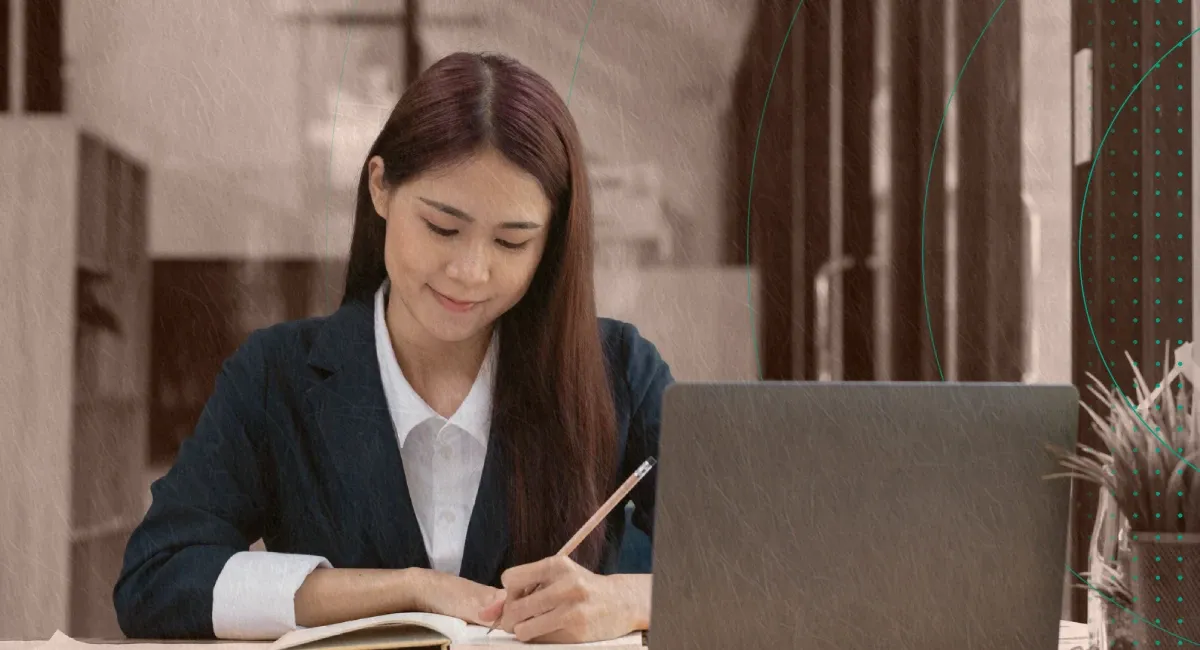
[1070,0,1197,644]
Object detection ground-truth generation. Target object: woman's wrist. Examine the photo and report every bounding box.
[296,567,441,628]
[607,573,652,631]
[392,567,435,613]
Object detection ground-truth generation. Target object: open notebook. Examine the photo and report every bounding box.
[267,613,645,650]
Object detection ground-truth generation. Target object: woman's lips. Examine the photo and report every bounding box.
[430,286,480,313]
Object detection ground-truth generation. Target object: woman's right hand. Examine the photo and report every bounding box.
[413,569,505,625]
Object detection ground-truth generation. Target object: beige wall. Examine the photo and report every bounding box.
[1021,0,1073,385]
[0,119,79,639]
[63,0,753,265]
[64,0,314,260]
[596,268,761,381]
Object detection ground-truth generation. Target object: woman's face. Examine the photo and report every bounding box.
[368,147,553,345]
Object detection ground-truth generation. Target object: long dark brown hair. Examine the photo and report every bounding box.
[341,52,617,571]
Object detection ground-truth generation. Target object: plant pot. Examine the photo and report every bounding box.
[1128,533,1200,646]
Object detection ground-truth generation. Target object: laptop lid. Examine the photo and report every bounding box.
[648,382,1077,650]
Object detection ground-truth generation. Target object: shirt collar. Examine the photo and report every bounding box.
[374,281,495,448]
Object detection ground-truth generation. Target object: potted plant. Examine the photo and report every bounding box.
[1048,343,1200,648]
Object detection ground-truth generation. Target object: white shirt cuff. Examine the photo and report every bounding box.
[211,551,331,640]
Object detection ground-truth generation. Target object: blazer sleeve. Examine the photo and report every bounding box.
[620,324,674,540]
[113,332,273,639]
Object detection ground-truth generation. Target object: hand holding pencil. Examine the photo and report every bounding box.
[478,458,657,644]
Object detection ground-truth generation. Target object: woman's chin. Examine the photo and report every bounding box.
[418,311,490,345]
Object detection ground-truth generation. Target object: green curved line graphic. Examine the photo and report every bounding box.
[1066,563,1200,646]
[919,0,1008,382]
[1075,27,1200,480]
[566,0,600,107]
[743,1,809,381]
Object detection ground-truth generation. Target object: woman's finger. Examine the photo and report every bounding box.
[512,605,582,644]
[477,596,506,624]
[499,557,562,593]
[502,578,577,629]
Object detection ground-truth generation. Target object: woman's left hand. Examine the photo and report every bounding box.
[478,557,650,644]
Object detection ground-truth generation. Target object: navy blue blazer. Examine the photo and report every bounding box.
[112,298,673,639]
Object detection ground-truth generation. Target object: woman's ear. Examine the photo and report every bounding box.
[367,155,389,219]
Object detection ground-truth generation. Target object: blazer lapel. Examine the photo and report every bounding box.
[458,427,510,585]
[303,300,431,571]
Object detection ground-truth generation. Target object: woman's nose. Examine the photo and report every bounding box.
[445,243,490,285]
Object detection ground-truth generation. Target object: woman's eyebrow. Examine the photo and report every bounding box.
[419,196,544,230]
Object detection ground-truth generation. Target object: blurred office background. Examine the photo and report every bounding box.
[0,0,1193,640]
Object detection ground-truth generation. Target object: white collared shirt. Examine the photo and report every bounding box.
[210,281,495,640]
[373,280,495,576]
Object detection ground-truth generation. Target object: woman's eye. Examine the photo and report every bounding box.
[424,221,458,237]
[496,239,530,251]
[424,218,528,250]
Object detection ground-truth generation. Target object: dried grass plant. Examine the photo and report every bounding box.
[1047,347,1200,535]
[1046,347,1198,616]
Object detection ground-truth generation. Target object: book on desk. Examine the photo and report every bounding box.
[9,619,1085,650]
[266,612,644,650]
[25,613,644,650]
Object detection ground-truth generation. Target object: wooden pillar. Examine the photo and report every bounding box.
[839,0,876,381]
[954,0,1024,382]
[22,0,61,113]
[403,0,421,86]
[984,2,1024,382]
[915,0,948,383]
[795,2,832,381]
[887,0,947,382]
[732,0,834,382]
[754,0,796,382]
[727,0,800,380]
[1139,0,1193,376]
[0,0,10,111]
[1069,1,1101,621]
[953,1,992,382]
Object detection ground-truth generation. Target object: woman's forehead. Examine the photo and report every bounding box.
[405,152,551,225]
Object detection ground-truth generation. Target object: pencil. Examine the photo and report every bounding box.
[486,456,658,635]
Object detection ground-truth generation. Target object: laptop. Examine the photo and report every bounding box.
[648,382,1077,650]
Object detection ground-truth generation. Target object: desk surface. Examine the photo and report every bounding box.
[1,621,1091,650]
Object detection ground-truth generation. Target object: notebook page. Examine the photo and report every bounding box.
[452,626,644,648]
[270,613,468,650]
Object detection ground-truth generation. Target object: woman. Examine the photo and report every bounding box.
[112,51,672,644]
